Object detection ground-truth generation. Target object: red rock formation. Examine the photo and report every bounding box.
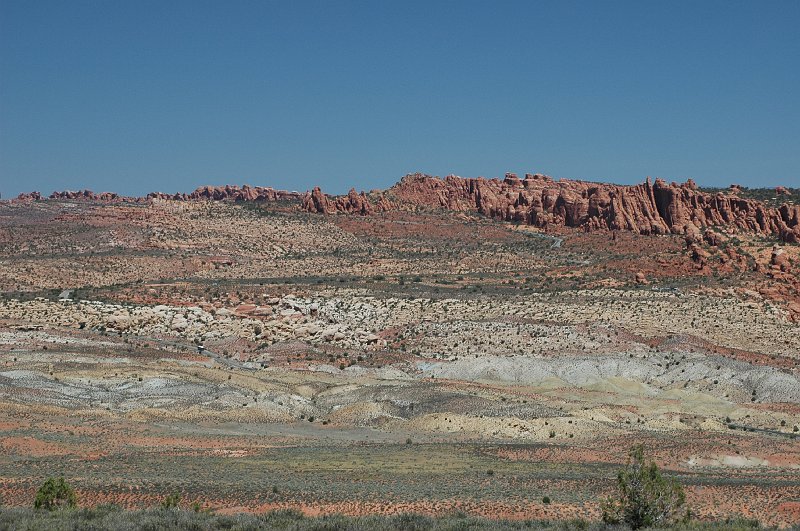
[16,191,42,201]
[185,184,301,202]
[302,173,800,243]
[16,189,139,202]
[150,185,302,202]
[374,195,394,212]
[777,205,800,243]
[49,190,125,201]
[703,230,728,247]
[335,189,373,215]
[688,242,712,269]
[12,184,303,204]
[9,173,799,243]
[771,246,790,271]
[300,187,393,216]
[300,186,333,214]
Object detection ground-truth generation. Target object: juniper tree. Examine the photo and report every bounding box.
[601,445,688,529]
[33,477,77,511]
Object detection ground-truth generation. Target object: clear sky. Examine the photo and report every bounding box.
[1,0,798,197]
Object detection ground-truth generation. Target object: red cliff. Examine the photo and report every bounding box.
[302,173,800,243]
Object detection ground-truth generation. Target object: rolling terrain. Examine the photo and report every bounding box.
[1,174,799,527]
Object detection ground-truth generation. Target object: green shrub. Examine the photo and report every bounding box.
[391,512,433,530]
[160,492,181,509]
[33,476,77,511]
[0,506,765,530]
[601,445,688,529]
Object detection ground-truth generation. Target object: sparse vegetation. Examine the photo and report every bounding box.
[0,198,798,526]
[0,507,766,530]
[33,477,77,511]
[161,492,181,509]
[601,446,688,529]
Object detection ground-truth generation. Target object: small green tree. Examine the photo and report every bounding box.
[601,445,688,529]
[34,477,77,511]
[161,492,181,509]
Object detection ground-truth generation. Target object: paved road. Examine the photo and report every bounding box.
[144,336,258,371]
[728,423,797,439]
[519,230,563,249]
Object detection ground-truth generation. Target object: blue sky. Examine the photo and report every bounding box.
[1,0,798,197]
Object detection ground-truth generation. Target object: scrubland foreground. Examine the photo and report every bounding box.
[0,506,780,531]
[1,184,799,528]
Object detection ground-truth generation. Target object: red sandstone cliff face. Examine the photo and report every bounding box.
[302,173,800,243]
[11,174,799,243]
[300,187,393,215]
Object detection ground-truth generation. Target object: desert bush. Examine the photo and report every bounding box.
[391,512,433,530]
[259,508,306,527]
[601,445,688,529]
[33,476,77,511]
[160,492,181,509]
[0,507,764,530]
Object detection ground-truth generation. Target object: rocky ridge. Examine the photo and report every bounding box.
[148,184,302,202]
[15,185,302,203]
[12,173,800,242]
[303,173,800,243]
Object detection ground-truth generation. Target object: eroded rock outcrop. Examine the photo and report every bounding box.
[149,185,302,202]
[300,187,393,216]
[16,190,130,202]
[303,173,800,243]
[10,173,799,242]
[51,190,127,201]
[14,185,302,204]
[16,191,42,201]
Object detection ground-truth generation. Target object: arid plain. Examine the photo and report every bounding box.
[1,175,799,527]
